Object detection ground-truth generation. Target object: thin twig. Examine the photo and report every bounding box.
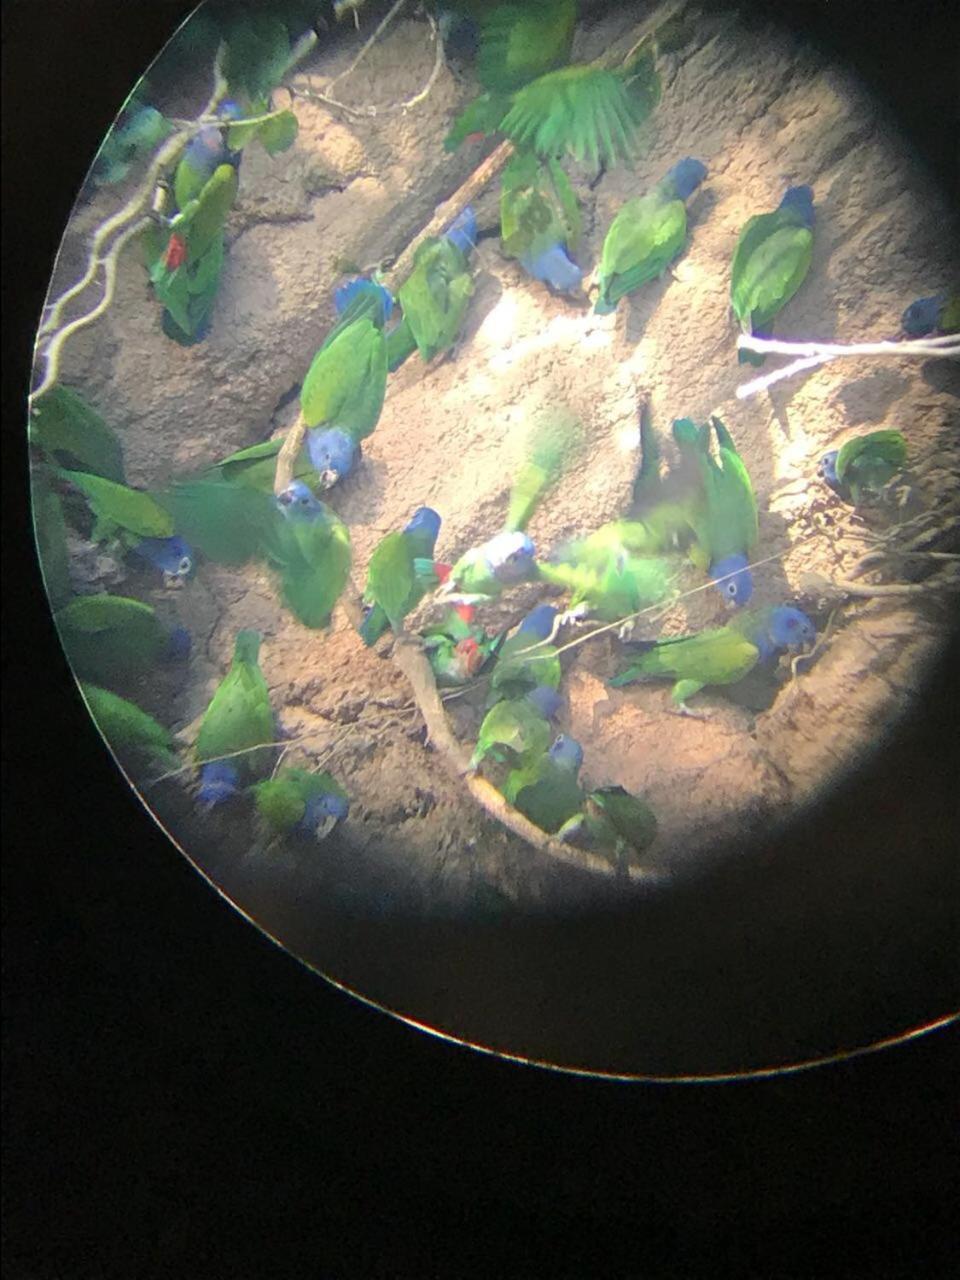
[735,332,960,399]
[326,0,408,92]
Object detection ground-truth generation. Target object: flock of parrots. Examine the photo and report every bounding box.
[31,0,956,868]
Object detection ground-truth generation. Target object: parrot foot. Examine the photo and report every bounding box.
[671,703,707,722]
[616,619,637,642]
[556,604,590,629]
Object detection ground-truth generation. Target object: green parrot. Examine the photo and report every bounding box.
[81,682,179,774]
[300,313,388,437]
[159,437,312,568]
[422,605,504,687]
[499,150,582,295]
[818,430,907,506]
[150,161,240,345]
[359,507,443,646]
[251,767,349,840]
[538,542,673,624]
[28,385,126,483]
[557,785,658,870]
[266,482,352,629]
[484,604,562,707]
[32,473,73,610]
[731,185,815,366]
[595,157,708,314]
[53,468,175,552]
[681,416,759,606]
[445,410,582,601]
[502,732,584,834]
[393,235,475,364]
[56,594,190,688]
[195,629,275,807]
[469,685,561,770]
[609,604,816,714]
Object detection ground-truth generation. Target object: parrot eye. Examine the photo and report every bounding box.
[179,557,192,573]
[725,581,738,597]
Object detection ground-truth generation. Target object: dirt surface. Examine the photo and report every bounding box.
[45,0,959,921]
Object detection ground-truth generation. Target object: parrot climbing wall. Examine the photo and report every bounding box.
[43,0,958,922]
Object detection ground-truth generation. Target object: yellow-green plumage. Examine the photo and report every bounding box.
[396,237,475,362]
[507,410,582,532]
[195,630,274,780]
[265,507,352,630]
[300,314,387,439]
[81,682,179,772]
[596,187,687,312]
[56,594,176,687]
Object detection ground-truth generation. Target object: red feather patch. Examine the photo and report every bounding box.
[453,603,475,624]
[164,233,187,271]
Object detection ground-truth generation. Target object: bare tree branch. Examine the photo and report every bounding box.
[735,332,960,399]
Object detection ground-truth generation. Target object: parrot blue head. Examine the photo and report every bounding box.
[276,480,327,519]
[900,294,945,337]
[438,9,480,58]
[517,603,558,640]
[548,733,584,774]
[779,185,815,228]
[300,790,349,839]
[133,535,195,580]
[766,606,817,656]
[217,99,244,123]
[526,685,562,720]
[520,243,583,295]
[164,625,192,663]
[404,506,442,546]
[184,125,227,176]
[485,531,537,584]
[306,427,360,489]
[198,761,240,808]
[444,205,479,257]
[712,554,753,607]
[334,276,395,325]
[665,157,707,201]
[818,450,842,492]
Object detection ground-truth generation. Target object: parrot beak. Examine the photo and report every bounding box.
[312,813,340,842]
[162,571,185,590]
[318,468,340,490]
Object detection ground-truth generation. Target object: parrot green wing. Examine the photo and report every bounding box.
[506,409,582,533]
[500,152,581,261]
[397,238,475,362]
[474,0,576,95]
[487,633,562,706]
[300,315,387,439]
[250,771,307,832]
[471,697,552,769]
[56,469,174,541]
[364,531,417,633]
[386,317,418,371]
[81,682,179,773]
[609,623,760,689]
[835,430,907,486]
[158,479,276,566]
[195,630,274,779]
[730,219,813,331]
[939,294,960,332]
[597,191,687,308]
[697,417,758,564]
[32,476,73,610]
[266,512,352,629]
[590,785,658,856]
[56,594,171,685]
[500,51,659,171]
[503,756,584,833]
[28,385,126,482]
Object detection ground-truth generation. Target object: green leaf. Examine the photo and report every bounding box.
[223,13,291,102]
[257,109,298,156]
[29,385,126,483]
